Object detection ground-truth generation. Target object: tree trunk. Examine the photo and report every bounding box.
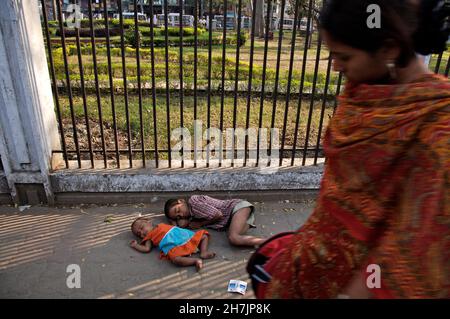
[269,0,274,31]
[255,0,264,38]
[52,0,58,21]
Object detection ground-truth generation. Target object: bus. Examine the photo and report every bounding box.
[113,12,147,21]
[157,13,194,27]
[241,16,251,29]
[281,18,294,30]
[214,13,236,30]
[299,17,314,32]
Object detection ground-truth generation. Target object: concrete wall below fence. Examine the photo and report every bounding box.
[50,164,324,205]
[54,190,321,206]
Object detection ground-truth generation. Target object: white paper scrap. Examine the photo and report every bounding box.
[227,280,247,295]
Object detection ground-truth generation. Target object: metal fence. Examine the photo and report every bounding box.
[40,0,450,170]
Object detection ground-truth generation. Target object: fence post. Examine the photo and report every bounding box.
[0,0,61,205]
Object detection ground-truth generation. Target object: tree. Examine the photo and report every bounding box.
[288,0,322,23]
[254,0,265,38]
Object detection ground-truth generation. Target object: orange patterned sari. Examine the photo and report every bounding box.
[264,74,450,298]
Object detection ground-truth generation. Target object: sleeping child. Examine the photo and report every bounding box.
[164,195,267,247]
[130,217,215,271]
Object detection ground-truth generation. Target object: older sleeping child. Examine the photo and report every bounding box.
[130,217,215,271]
[164,195,266,247]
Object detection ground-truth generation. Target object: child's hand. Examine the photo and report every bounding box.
[130,240,138,248]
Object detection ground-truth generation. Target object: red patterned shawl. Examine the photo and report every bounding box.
[264,74,450,298]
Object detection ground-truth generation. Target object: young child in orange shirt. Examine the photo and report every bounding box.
[130,217,215,271]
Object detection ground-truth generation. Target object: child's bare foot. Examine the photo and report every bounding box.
[195,259,203,272]
[200,251,216,259]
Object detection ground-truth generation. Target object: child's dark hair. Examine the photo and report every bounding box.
[164,198,179,220]
[319,0,450,67]
[131,217,150,235]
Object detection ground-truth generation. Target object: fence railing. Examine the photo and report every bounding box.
[40,0,450,170]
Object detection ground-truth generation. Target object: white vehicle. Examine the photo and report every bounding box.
[241,16,251,29]
[299,17,314,32]
[157,13,194,27]
[214,14,235,30]
[281,18,295,30]
[113,12,147,21]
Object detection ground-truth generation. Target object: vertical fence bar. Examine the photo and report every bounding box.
[302,30,323,166]
[103,0,120,168]
[133,0,146,167]
[434,52,443,74]
[219,0,228,167]
[244,0,257,167]
[41,0,69,169]
[291,0,313,166]
[75,26,95,168]
[269,0,286,165]
[232,0,243,168]
[206,0,213,168]
[179,0,185,168]
[333,72,343,112]
[193,0,199,168]
[279,0,300,166]
[118,0,133,168]
[445,55,450,77]
[314,55,332,165]
[88,0,108,168]
[149,0,159,168]
[164,0,172,168]
[56,0,81,168]
[256,0,272,167]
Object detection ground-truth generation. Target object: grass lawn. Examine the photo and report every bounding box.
[57,93,334,161]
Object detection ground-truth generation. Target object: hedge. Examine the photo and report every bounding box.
[55,27,122,37]
[50,33,245,48]
[52,59,339,87]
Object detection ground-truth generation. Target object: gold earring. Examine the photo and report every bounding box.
[386,61,397,80]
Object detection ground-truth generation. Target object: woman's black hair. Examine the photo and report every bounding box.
[319,0,449,67]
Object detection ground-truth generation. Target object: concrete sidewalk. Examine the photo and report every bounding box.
[0,192,317,299]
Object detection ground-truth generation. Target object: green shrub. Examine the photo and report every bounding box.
[79,19,105,29]
[161,27,206,37]
[47,20,59,28]
[238,31,248,47]
[124,26,142,48]
[109,18,137,29]
[55,27,121,37]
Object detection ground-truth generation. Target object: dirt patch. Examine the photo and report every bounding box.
[61,118,141,161]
